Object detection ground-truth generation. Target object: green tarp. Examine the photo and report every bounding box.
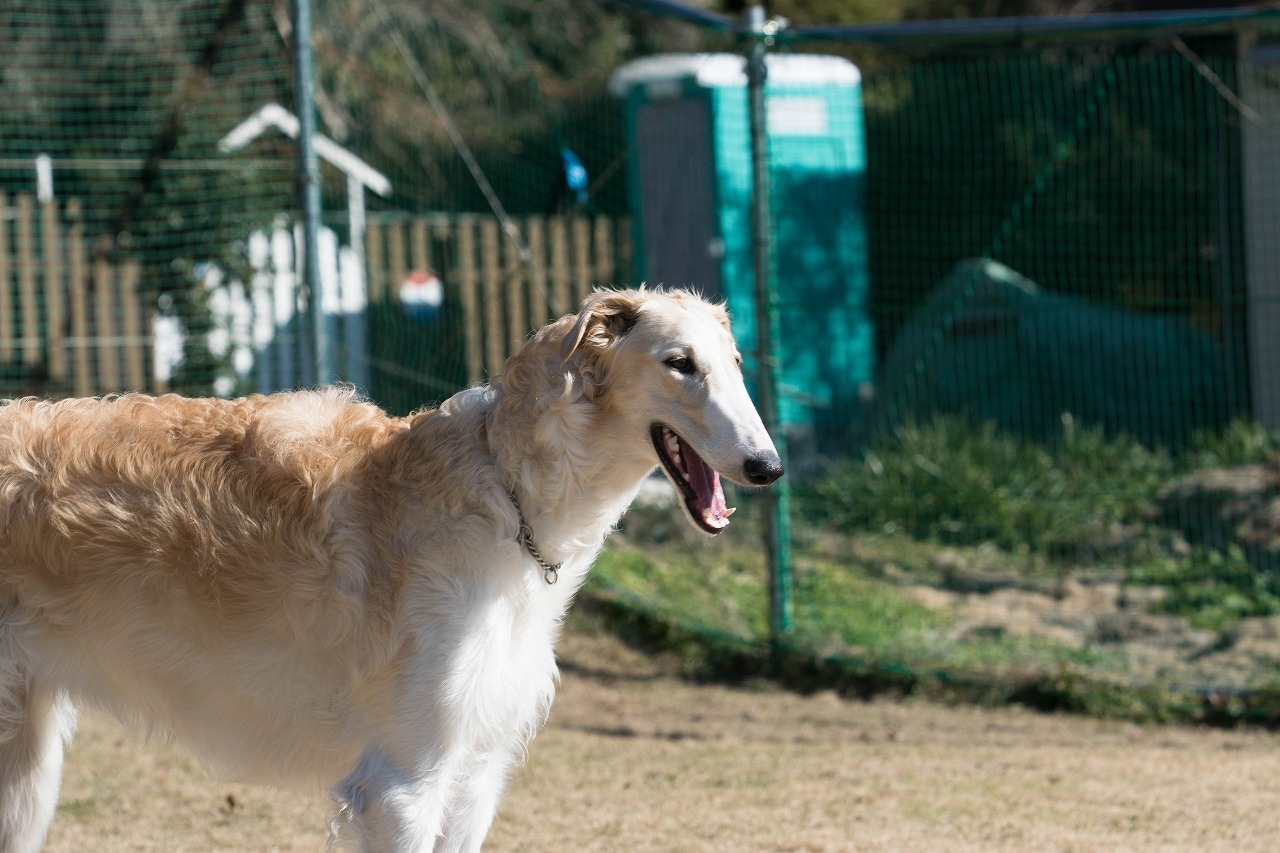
[864,259,1242,450]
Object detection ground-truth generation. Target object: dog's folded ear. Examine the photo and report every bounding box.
[560,290,644,362]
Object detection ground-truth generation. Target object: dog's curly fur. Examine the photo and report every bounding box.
[0,288,781,853]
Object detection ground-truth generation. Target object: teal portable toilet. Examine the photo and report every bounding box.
[609,53,874,452]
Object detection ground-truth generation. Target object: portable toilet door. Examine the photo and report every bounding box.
[609,53,874,454]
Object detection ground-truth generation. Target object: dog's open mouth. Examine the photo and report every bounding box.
[651,423,734,534]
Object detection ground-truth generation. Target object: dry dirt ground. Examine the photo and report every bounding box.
[42,618,1280,853]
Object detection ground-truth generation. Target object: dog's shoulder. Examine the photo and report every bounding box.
[360,386,498,497]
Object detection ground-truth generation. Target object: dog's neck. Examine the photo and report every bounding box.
[486,321,653,574]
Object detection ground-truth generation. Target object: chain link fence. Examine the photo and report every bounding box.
[8,0,1280,719]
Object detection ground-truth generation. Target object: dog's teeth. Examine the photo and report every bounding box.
[725,507,736,517]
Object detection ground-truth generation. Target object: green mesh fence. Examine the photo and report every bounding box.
[861,48,1248,449]
[591,12,1280,717]
[9,0,1280,717]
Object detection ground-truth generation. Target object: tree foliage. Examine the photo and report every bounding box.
[309,0,705,214]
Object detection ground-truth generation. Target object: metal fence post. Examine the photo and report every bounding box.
[292,0,331,386]
[745,6,793,649]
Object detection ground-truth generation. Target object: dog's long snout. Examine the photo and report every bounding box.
[743,451,784,486]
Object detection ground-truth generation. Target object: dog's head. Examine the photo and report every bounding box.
[561,288,783,534]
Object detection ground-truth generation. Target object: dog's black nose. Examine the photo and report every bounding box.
[744,451,784,486]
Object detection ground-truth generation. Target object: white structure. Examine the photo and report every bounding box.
[218,103,392,391]
[154,221,367,396]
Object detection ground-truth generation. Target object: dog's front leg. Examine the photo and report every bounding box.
[433,736,522,853]
[328,644,487,853]
[330,745,467,853]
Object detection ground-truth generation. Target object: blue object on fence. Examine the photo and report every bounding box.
[560,147,589,206]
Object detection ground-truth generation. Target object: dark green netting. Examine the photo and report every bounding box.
[8,0,1280,711]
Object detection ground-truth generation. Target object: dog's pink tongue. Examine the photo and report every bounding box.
[682,441,730,529]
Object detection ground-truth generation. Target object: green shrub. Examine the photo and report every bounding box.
[804,416,1170,558]
[1183,420,1280,470]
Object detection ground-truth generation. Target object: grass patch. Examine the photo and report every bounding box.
[591,545,767,643]
[800,416,1170,561]
[580,547,1280,725]
[791,553,943,653]
[591,537,1122,684]
[1127,546,1280,632]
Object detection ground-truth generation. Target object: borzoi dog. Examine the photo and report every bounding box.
[0,287,782,852]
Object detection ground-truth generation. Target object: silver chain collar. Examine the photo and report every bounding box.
[508,489,561,585]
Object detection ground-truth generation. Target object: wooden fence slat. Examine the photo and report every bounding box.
[410,218,429,274]
[618,216,634,286]
[387,220,407,304]
[433,221,451,297]
[571,216,592,305]
[480,219,504,379]
[0,190,10,363]
[549,217,571,318]
[365,219,386,305]
[456,222,482,385]
[593,217,615,288]
[433,221,452,250]
[93,258,120,391]
[66,200,90,396]
[526,218,550,325]
[41,199,64,379]
[504,230,525,358]
[16,195,39,365]
[120,259,145,391]
[70,308,92,395]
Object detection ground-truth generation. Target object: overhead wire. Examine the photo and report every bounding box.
[368,0,534,265]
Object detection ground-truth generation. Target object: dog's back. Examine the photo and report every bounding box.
[0,390,446,786]
[0,391,397,607]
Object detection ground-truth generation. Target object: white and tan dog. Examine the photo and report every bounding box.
[0,288,782,852]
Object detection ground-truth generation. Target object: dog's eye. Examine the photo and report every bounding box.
[665,355,696,375]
